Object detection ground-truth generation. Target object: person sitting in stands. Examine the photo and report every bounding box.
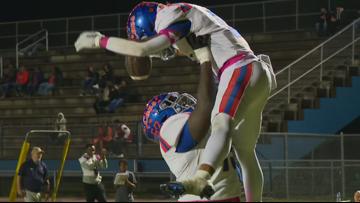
[15,64,30,96]
[37,66,62,96]
[93,121,113,150]
[80,65,100,96]
[99,63,114,89]
[109,121,133,158]
[94,82,111,114]
[107,78,127,113]
[0,64,16,99]
[27,67,44,96]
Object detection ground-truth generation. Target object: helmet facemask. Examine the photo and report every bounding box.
[159,92,197,114]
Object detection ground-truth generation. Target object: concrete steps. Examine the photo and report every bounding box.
[1,30,346,158]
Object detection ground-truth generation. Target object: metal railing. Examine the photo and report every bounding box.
[270,17,360,104]
[0,123,359,200]
[260,159,360,201]
[0,159,358,201]
[15,29,48,68]
[0,130,360,201]
[0,0,333,51]
[258,132,360,199]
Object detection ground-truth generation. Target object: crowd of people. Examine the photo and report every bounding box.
[315,6,359,37]
[0,61,63,99]
[80,63,128,114]
[0,60,127,114]
[92,119,134,158]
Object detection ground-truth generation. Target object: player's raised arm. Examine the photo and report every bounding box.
[186,34,215,142]
[74,4,192,57]
[74,32,172,57]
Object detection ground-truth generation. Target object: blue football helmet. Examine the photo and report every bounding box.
[142,92,197,142]
[127,2,161,40]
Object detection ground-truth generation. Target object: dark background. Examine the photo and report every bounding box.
[0,0,265,22]
[0,0,352,23]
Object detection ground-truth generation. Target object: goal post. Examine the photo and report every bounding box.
[8,130,71,202]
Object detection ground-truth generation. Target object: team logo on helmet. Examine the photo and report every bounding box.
[142,93,197,142]
[127,2,161,40]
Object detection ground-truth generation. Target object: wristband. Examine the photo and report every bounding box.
[194,47,212,64]
[95,36,109,48]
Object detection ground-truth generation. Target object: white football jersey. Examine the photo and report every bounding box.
[155,3,258,77]
[159,113,242,201]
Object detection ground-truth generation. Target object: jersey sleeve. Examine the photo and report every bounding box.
[155,3,193,44]
[175,121,198,153]
[159,113,190,153]
[158,20,191,44]
[159,112,203,179]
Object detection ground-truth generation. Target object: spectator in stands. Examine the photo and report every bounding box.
[53,112,67,142]
[80,65,100,96]
[114,159,136,202]
[355,191,360,202]
[51,66,64,94]
[107,78,127,113]
[37,66,62,96]
[93,121,113,150]
[27,67,44,96]
[118,123,133,144]
[54,66,64,89]
[79,144,108,202]
[15,64,30,96]
[0,63,16,98]
[95,80,126,114]
[99,63,114,89]
[339,5,355,30]
[109,121,133,158]
[316,8,329,36]
[335,6,345,27]
[17,147,50,202]
[328,11,338,35]
[109,120,125,158]
[94,83,111,114]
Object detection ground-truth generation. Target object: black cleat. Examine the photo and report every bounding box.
[200,185,215,199]
[160,181,215,200]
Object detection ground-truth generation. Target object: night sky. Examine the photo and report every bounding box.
[0,0,267,23]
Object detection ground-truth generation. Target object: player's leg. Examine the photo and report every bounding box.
[178,62,256,197]
[231,61,271,202]
[200,113,233,171]
[174,60,271,198]
[162,65,240,198]
[200,62,256,173]
[232,112,263,202]
[196,60,270,198]
[231,109,266,202]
